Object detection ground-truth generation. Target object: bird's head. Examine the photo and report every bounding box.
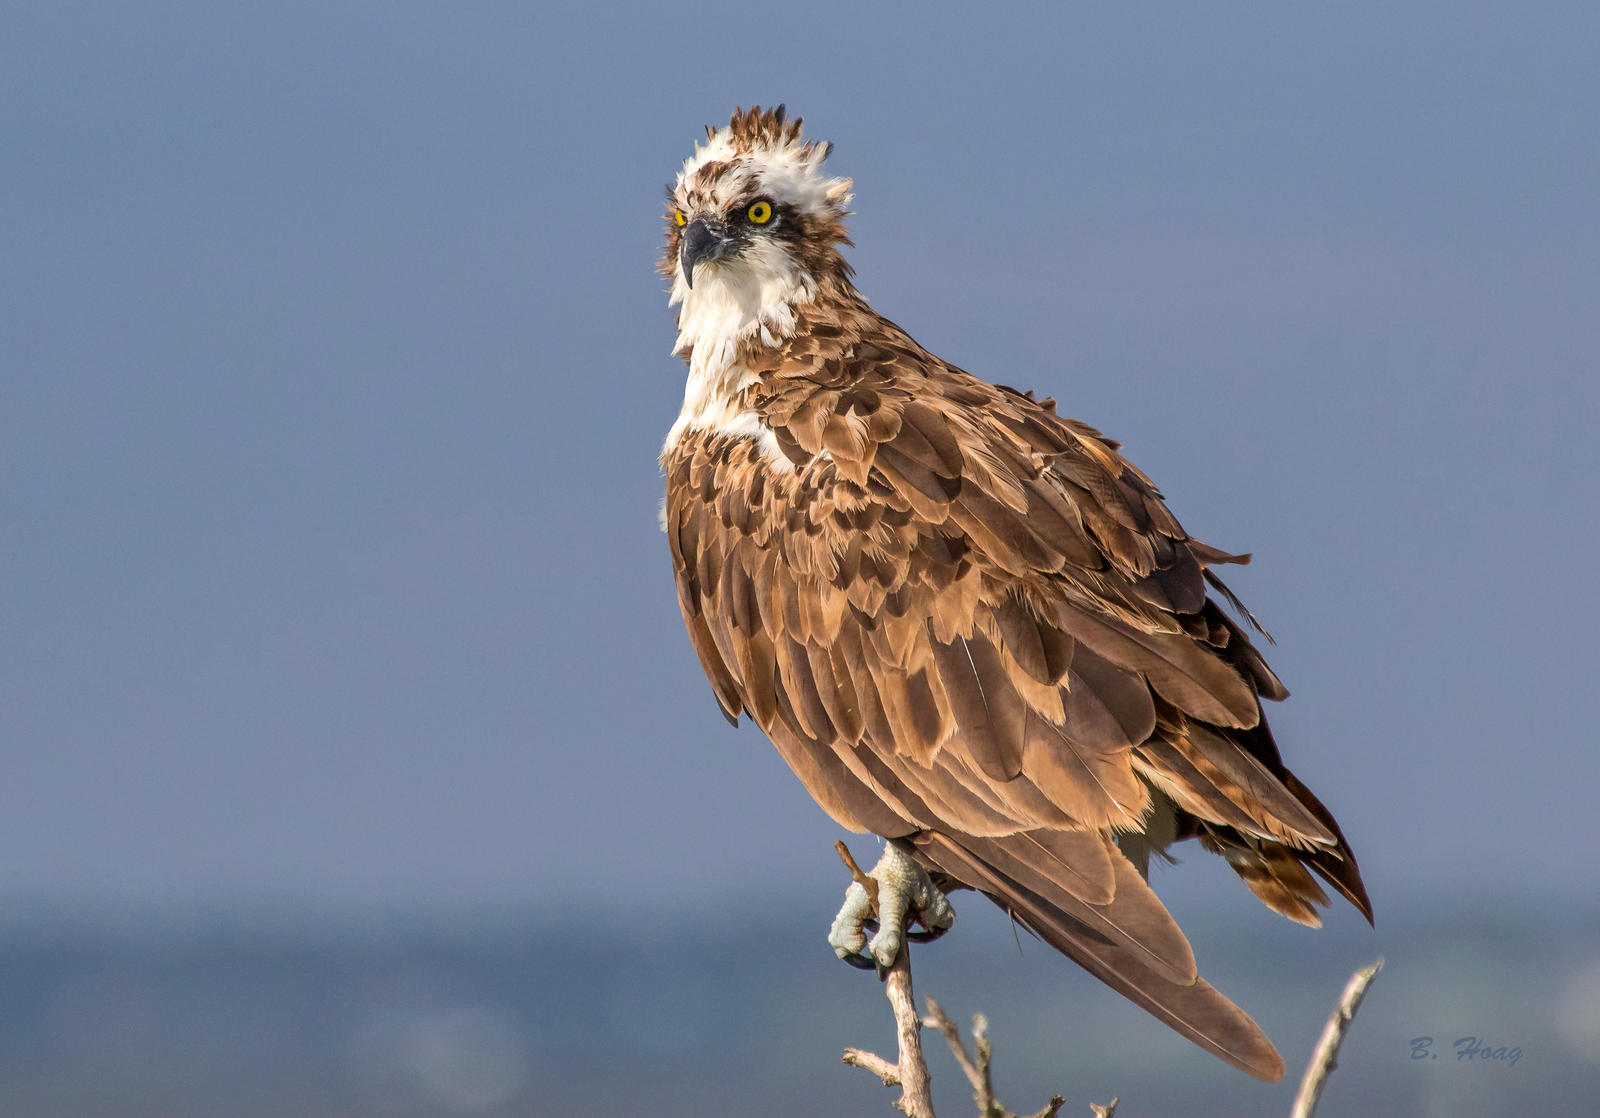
[663,106,854,312]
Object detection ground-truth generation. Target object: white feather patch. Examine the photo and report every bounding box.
[662,238,813,462]
[676,124,851,220]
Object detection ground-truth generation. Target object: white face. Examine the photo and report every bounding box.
[666,222,812,416]
[660,117,853,457]
[668,121,852,299]
[672,189,800,297]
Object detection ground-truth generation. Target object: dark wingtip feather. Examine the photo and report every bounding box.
[1204,569,1276,644]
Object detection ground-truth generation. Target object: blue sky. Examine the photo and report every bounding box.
[3,1,1597,933]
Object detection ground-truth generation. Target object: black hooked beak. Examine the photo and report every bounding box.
[680,217,728,289]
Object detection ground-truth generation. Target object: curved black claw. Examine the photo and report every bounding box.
[836,919,886,970]
[837,920,947,971]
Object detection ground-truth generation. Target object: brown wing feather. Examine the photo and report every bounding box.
[662,288,1367,1076]
[910,832,1285,1082]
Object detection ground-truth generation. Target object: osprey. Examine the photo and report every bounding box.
[659,106,1370,1082]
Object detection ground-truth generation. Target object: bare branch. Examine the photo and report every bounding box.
[843,1045,903,1087]
[841,943,936,1117]
[1290,957,1385,1118]
[888,948,937,1117]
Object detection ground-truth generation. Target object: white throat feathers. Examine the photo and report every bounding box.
[662,239,815,455]
[662,108,852,458]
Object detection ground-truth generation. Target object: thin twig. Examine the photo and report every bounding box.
[843,1045,903,1087]
[836,839,880,907]
[1290,958,1385,1118]
[922,997,1072,1118]
[923,997,983,1103]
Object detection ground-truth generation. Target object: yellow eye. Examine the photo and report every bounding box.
[674,209,687,227]
[747,200,773,224]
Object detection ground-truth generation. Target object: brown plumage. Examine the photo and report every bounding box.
[660,106,1371,1083]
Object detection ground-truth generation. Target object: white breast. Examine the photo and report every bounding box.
[662,238,814,461]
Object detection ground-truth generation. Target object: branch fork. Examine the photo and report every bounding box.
[836,841,1107,1118]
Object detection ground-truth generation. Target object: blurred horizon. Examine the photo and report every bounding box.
[2,897,1594,1117]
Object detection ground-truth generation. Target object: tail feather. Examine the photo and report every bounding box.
[1205,837,1331,927]
[911,831,1286,1082]
[1277,767,1374,923]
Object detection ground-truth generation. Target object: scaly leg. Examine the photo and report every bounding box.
[829,841,955,970]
